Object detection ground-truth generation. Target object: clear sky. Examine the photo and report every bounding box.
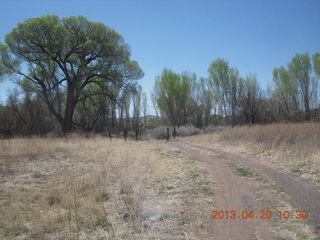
[0,0,319,104]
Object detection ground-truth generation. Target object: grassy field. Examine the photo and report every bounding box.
[182,122,320,185]
[0,136,214,239]
[1,123,318,239]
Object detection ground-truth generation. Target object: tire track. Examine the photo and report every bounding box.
[172,142,272,240]
[180,142,320,238]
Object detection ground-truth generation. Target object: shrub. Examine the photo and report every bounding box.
[175,125,200,136]
[147,126,169,140]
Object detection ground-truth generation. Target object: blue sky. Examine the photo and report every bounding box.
[0,0,319,104]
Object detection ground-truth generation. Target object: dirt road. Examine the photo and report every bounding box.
[171,141,320,239]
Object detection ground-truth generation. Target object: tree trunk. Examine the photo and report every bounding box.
[304,92,311,121]
[62,87,77,134]
[231,106,236,127]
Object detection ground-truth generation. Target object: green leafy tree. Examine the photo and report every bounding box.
[198,77,214,126]
[208,58,243,126]
[153,69,196,126]
[272,66,299,121]
[313,52,320,77]
[0,15,143,133]
[288,53,315,121]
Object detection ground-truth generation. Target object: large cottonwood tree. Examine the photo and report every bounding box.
[0,15,143,133]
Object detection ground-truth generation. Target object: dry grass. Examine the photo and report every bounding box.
[0,136,213,239]
[182,122,320,185]
[219,122,320,151]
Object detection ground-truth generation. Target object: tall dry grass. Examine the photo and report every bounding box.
[0,136,213,239]
[183,122,320,185]
[219,122,320,152]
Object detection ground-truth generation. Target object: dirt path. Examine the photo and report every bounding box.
[171,142,272,240]
[173,141,320,239]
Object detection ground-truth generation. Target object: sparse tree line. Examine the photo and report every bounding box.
[0,15,319,136]
[0,84,148,136]
[153,53,320,128]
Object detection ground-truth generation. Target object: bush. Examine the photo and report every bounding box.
[147,126,169,140]
[175,125,200,136]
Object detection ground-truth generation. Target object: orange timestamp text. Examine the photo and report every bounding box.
[210,210,308,220]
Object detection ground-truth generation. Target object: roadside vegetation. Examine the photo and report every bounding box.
[182,122,320,185]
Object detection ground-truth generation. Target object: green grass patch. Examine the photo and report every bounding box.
[235,166,256,178]
[217,155,228,160]
[290,162,308,175]
[290,168,303,175]
[177,219,187,226]
[228,162,257,178]
[227,162,284,195]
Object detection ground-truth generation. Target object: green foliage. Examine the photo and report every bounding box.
[228,162,258,178]
[273,53,316,121]
[273,67,295,93]
[313,52,320,76]
[198,77,214,126]
[153,69,196,126]
[146,117,159,128]
[2,25,320,136]
[0,51,4,81]
[208,58,243,126]
[235,166,256,178]
[177,219,187,226]
[290,168,303,175]
[272,66,298,119]
[0,15,143,133]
